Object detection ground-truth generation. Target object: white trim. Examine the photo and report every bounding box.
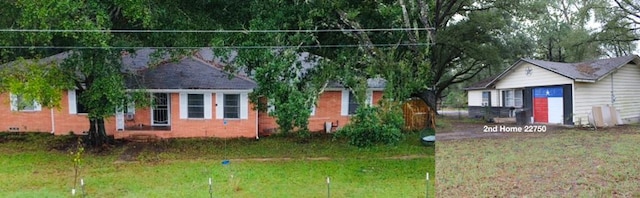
[128,89,252,94]
[267,99,275,113]
[179,93,188,119]
[340,89,349,116]
[572,81,576,124]
[68,90,77,114]
[9,93,42,112]
[204,93,213,119]
[9,93,18,111]
[310,104,316,116]
[215,93,224,119]
[324,87,384,92]
[366,90,373,106]
[240,93,249,119]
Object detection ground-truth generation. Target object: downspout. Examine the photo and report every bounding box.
[611,72,615,106]
[50,109,55,134]
[255,108,259,140]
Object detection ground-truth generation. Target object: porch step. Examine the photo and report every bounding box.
[127,134,161,143]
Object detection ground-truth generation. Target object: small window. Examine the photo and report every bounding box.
[481,91,490,107]
[224,94,240,119]
[310,104,316,116]
[514,89,523,107]
[187,94,204,118]
[502,89,523,107]
[505,90,514,107]
[348,92,359,115]
[11,94,39,111]
[76,90,88,114]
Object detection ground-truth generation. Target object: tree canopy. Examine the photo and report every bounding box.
[1,0,639,143]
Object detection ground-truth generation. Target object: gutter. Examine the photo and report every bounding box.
[574,79,596,83]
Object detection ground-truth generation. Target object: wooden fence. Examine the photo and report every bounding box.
[402,98,434,131]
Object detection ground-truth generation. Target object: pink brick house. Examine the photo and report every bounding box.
[1,49,384,139]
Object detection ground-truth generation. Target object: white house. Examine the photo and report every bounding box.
[466,55,640,125]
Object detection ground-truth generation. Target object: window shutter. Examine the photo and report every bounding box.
[240,93,249,119]
[9,93,18,111]
[204,93,212,119]
[366,90,373,106]
[310,104,316,116]
[68,90,77,114]
[502,91,506,107]
[179,93,187,119]
[215,93,224,119]
[341,90,349,116]
[267,99,275,113]
[127,101,135,114]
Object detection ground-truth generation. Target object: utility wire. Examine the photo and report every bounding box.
[0,28,435,33]
[0,43,432,49]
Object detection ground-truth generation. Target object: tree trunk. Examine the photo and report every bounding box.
[87,118,108,147]
[415,89,437,129]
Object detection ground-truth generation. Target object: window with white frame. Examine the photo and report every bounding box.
[503,89,523,107]
[481,91,490,106]
[514,89,523,107]
[310,104,316,116]
[187,94,205,118]
[505,90,514,107]
[10,93,41,111]
[348,92,358,115]
[224,94,240,119]
[341,90,373,116]
[68,89,88,114]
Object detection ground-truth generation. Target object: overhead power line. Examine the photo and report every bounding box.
[0,43,432,50]
[0,28,435,33]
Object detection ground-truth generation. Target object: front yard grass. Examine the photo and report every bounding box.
[0,132,434,197]
[436,126,640,197]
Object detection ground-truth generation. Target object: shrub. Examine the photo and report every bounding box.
[337,105,404,147]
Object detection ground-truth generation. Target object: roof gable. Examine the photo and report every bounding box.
[484,55,640,87]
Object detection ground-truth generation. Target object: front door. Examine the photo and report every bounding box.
[152,93,170,126]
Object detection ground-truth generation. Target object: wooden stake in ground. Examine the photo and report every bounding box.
[426,172,429,198]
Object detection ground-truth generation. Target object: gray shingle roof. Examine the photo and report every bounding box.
[464,74,499,90]
[131,57,256,90]
[521,55,640,82]
[326,77,387,89]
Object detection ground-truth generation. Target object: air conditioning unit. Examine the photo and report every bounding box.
[125,113,135,121]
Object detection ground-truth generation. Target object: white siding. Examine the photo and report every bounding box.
[574,63,640,125]
[467,90,483,106]
[467,89,500,107]
[495,63,573,89]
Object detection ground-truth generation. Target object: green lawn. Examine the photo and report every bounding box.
[436,126,640,197]
[0,132,434,197]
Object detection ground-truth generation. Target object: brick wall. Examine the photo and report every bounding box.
[2,90,384,139]
[257,90,384,134]
[113,93,257,139]
[0,92,91,135]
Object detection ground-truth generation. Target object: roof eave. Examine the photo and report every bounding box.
[574,79,596,83]
[593,56,640,82]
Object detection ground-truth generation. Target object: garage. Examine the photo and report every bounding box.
[533,86,564,124]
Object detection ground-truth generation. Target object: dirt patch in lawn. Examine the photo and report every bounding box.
[114,143,146,163]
